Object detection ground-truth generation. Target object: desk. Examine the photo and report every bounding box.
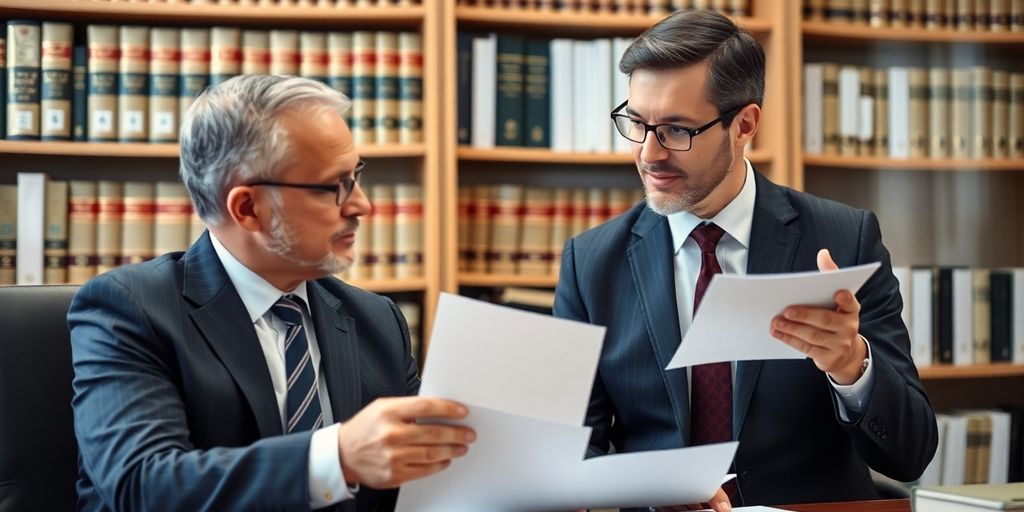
[785,499,910,512]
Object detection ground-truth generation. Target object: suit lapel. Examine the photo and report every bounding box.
[733,171,801,440]
[628,208,691,445]
[183,232,282,438]
[308,281,362,424]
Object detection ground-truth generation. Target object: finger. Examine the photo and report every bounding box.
[380,422,477,445]
[817,248,838,271]
[388,397,470,421]
[781,306,854,335]
[773,315,839,349]
[834,289,861,315]
[398,460,452,483]
[397,444,469,465]
[707,487,732,512]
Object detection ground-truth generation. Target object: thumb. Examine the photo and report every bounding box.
[817,248,839,272]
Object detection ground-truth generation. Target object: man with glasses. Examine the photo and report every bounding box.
[555,10,937,510]
[68,75,475,511]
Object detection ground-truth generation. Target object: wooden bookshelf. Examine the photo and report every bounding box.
[919,363,1024,380]
[804,155,1024,172]
[0,141,427,159]
[803,20,1024,44]
[458,146,773,165]
[456,6,772,36]
[458,273,558,288]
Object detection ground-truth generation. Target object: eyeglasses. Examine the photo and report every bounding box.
[249,160,365,206]
[610,101,744,151]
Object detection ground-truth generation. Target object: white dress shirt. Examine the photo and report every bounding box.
[210,234,352,507]
[665,158,874,421]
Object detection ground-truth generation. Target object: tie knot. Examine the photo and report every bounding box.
[271,295,307,326]
[690,222,725,253]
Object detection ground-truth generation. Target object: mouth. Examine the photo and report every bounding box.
[642,169,685,187]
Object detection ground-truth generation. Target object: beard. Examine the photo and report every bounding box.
[643,133,735,217]
[264,202,355,276]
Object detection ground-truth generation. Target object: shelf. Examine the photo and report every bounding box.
[456,6,772,36]
[802,20,1024,44]
[919,363,1024,380]
[458,273,558,288]
[0,1,425,28]
[803,155,1024,172]
[345,277,428,293]
[0,141,426,159]
[458,146,773,165]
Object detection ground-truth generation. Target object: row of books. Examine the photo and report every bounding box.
[893,267,1024,368]
[456,0,749,16]
[919,409,1024,486]
[1,174,425,286]
[804,0,1024,32]
[161,0,423,6]
[2,21,423,145]
[457,184,644,276]
[803,63,1024,160]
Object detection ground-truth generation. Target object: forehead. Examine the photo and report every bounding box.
[626,64,714,120]
[280,108,360,171]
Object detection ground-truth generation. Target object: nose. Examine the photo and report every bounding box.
[342,181,371,218]
[638,129,669,164]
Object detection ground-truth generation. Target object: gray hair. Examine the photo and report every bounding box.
[619,9,765,126]
[179,75,352,224]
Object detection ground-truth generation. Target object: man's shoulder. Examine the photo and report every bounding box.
[79,252,186,299]
[762,177,867,226]
[572,201,649,248]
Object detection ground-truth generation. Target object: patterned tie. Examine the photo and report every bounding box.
[688,223,740,503]
[272,295,324,433]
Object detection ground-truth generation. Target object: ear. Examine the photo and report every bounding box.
[733,103,761,149]
[225,186,266,233]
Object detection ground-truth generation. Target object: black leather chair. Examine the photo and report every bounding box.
[0,285,80,511]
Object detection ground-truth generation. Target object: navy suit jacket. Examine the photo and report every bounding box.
[554,169,938,506]
[68,233,419,511]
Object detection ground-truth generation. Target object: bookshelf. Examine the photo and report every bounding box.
[0,141,428,158]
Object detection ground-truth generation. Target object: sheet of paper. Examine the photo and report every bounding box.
[420,293,606,425]
[668,262,882,369]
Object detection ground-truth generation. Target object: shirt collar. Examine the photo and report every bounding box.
[667,157,756,254]
[209,232,311,323]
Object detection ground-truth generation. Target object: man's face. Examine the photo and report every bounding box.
[626,64,737,217]
[262,109,370,278]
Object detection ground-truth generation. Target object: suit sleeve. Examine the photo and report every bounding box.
[552,238,614,458]
[69,274,314,512]
[838,211,938,482]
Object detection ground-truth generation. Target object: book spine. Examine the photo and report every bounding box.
[149,28,180,143]
[241,30,270,75]
[586,187,609,230]
[517,187,553,276]
[0,185,16,285]
[469,185,491,272]
[858,67,875,154]
[803,63,824,154]
[7,20,42,140]
[971,66,993,159]
[908,67,929,158]
[44,180,69,284]
[458,186,472,272]
[393,183,423,278]
[41,21,73,141]
[67,180,98,284]
[993,70,1010,159]
[327,32,353,128]
[375,31,400,144]
[351,31,377,145]
[989,271,1012,362]
[154,182,192,255]
[822,63,840,155]
[269,29,299,76]
[370,184,396,279]
[928,67,950,159]
[570,188,588,237]
[210,26,241,85]
[179,28,210,124]
[976,0,993,30]
[16,172,46,284]
[873,68,889,156]
[72,46,87,141]
[936,267,954,364]
[398,32,423,145]
[118,25,149,142]
[456,32,473,146]
[972,269,992,365]
[96,180,124,275]
[87,25,119,142]
[1012,72,1024,158]
[495,35,525,147]
[488,184,523,275]
[1014,0,1024,30]
[951,68,973,159]
[299,31,328,84]
[993,0,1011,30]
[0,31,6,137]
[523,38,550,148]
[120,182,155,265]
[548,188,572,277]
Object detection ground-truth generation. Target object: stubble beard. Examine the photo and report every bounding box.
[644,134,735,217]
[265,202,355,276]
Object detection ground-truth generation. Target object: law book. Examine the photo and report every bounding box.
[16,172,46,285]
[988,410,1013,484]
[868,0,888,25]
[523,38,549,148]
[393,183,423,279]
[908,67,929,158]
[375,31,400,144]
[965,413,993,484]
[0,29,6,137]
[943,413,970,486]
[495,34,525,147]
[858,68,875,153]
[993,70,1010,159]
[351,31,377,145]
[944,0,959,28]
[925,0,945,28]
[973,268,992,365]
[346,192,373,281]
[977,0,994,30]
[993,0,1012,30]
[179,28,210,124]
[837,66,861,156]
[118,26,149,142]
[852,0,871,23]
[40,22,73,141]
[457,186,472,272]
[456,32,473,146]
[911,267,935,367]
[929,66,951,158]
[827,0,854,22]
[803,63,825,155]
[7,20,41,140]
[43,180,69,284]
[300,31,328,84]
[96,181,124,275]
[1012,73,1024,158]
[570,188,588,237]
[972,66,994,159]
[120,182,155,266]
[893,265,913,347]
[0,185,16,285]
[588,39,613,153]
[87,25,119,141]
[548,187,572,277]
[154,182,192,256]
[210,27,241,86]
[500,287,555,315]
[488,184,523,275]
[241,30,270,75]
[327,32,353,129]
[269,30,299,76]
[990,270,1014,363]
[1014,0,1024,31]
[517,187,553,276]
[954,267,975,367]
[71,46,87,141]
[370,184,396,279]
[67,180,98,284]
[148,28,179,143]
[956,0,976,30]
[873,68,889,156]
[952,68,973,159]
[822,63,840,155]
[585,187,607,230]
[549,38,574,152]
[397,32,423,145]
[470,33,496,149]
[468,185,491,273]
[937,267,955,364]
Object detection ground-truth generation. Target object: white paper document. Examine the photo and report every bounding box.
[668,262,882,369]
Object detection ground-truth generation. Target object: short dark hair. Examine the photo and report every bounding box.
[619,9,765,126]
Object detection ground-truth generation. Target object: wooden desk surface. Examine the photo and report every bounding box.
[783,499,910,512]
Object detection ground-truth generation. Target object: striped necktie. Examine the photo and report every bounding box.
[271,295,324,432]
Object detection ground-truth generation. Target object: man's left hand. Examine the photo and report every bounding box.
[770,249,868,385]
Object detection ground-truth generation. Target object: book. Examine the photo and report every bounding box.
[327,32,353,128]
[43,180,69,284]
[874,68,889,156]
[822,63,840,155]
[395,300,422,360]
[1012,73,1024,158]
[549,38,574,152]
[118,25,150,142]
[972,66,994,159]
[471,33,496,149]
[40,21,73,141]
[495,34,525,147]
[954,267,975,367]
[375,31,400,144]
[929,67,951,159]
[370,184,396,279]
[500,286,555,315]
[67,180,98,284]
[804,63,825,155]
[241,30,270,75]
[0,29,6,137]
[398,32,423,144]
[973,269,992,365]
[71,46,87,141]
[457,186,472,272]
[96,181,124,275]
[179,28,210,123]
[87,25,119,142]
[210,27,242,85]
[16,172,46,285]
[488,184,524,275]
[149,27,180,143]
[468,185,491,273]
[7,20,41,140]
[517,187,553,276]
[393,183,423,279]
[351,31,377,145]
[269,30,299,76]
[911,267,934,367]
[299,31,328,85]
[523,38,549,148]
[0,185,16,285]
[456,32,473,146]
[952,68,973,159]
[912,482,1024,511]
[908,67,929,158]
[549,187,572,277]
[120,182,155,265]
[990,270,1014,363]
[993,70,1010,159]
[154,182,192,256]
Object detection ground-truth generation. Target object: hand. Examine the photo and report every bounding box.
[770,248,868,385]
[336,396,476,488]
[653,486,732,511]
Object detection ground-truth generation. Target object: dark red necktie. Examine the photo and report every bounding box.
[688,222,740,503]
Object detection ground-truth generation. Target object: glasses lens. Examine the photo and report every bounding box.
[655,125,692,151]
[613,116,643,143]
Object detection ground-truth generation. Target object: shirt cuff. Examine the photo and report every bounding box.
[829,336,875,422]
[308,423,355,508]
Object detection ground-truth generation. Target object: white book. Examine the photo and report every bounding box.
[470,34,496,149]
[888,67,911,158]
[590,38,613,154]
[838,66,860,149]
[942,414,968,486]
[953,268,974,366]
[1014,269,1024,364]
[911,267,934,368]
[988,410,1012,484]
[611,38,632,154]
[919,414,947,487]
[858,95,874,145]
[572,40,592,153]
[16,172,47,285]
[803,63,824,155]
[549,39,574,153]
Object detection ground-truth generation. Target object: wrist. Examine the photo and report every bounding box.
[831,335,868,385]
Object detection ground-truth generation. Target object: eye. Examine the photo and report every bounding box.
[628,118,644,127]
[667,125,690,136]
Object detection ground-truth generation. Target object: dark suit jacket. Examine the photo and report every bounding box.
[68,233,420,512]
[553,170,938,506]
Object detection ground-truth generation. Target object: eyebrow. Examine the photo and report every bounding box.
[623,106,699,125]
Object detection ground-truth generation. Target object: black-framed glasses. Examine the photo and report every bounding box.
[249,159,365,206]
[610,101,744,151]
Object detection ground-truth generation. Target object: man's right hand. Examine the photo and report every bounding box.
[336,396,476,488]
